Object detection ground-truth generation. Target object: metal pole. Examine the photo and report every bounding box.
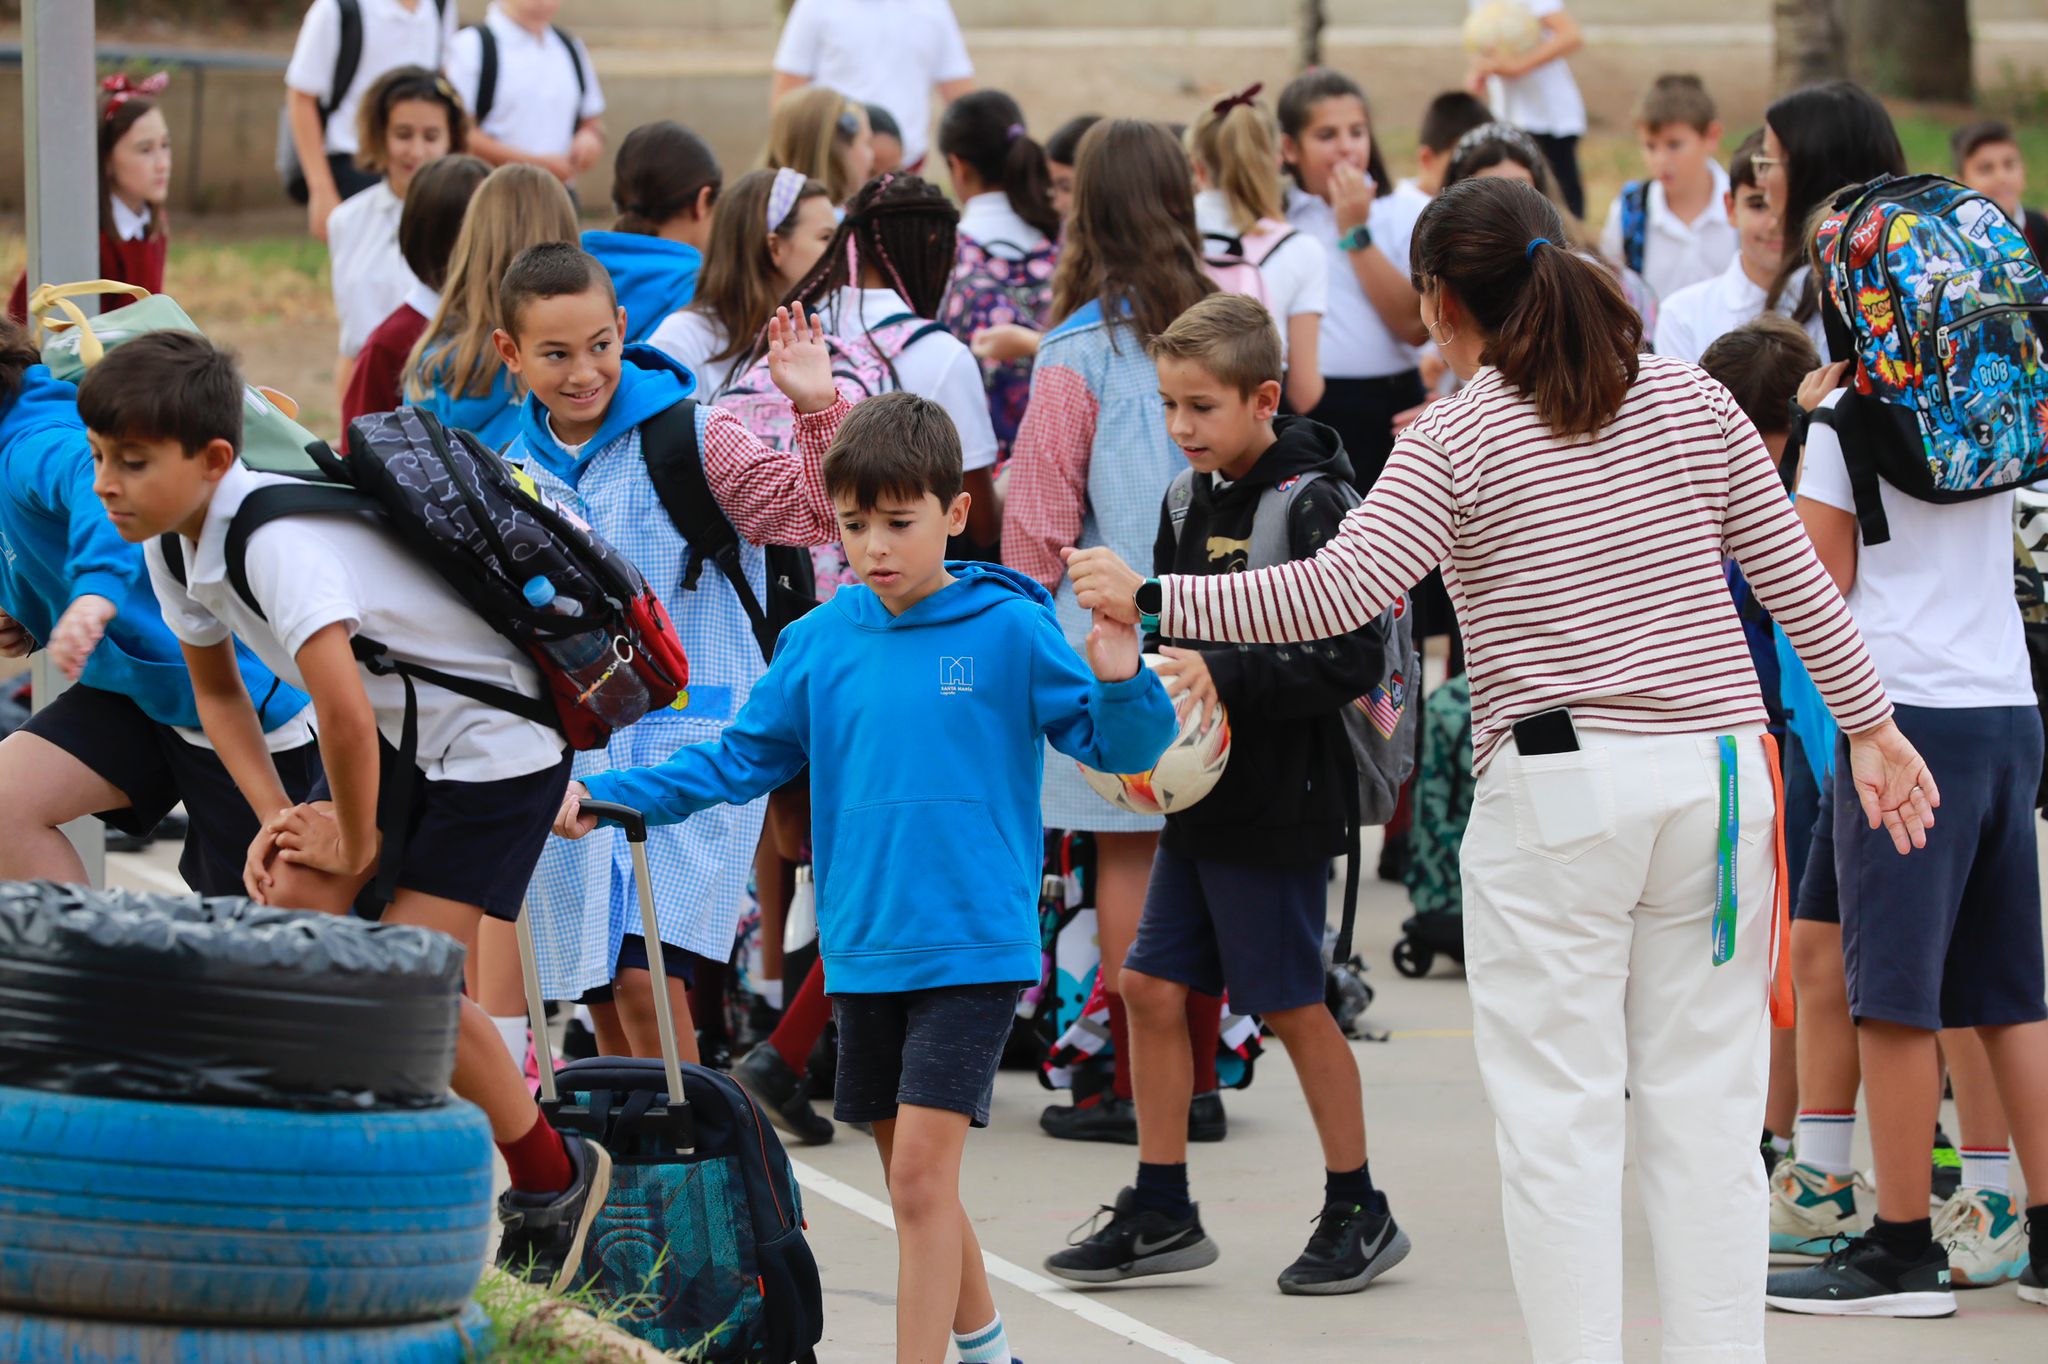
[25,0,105,883]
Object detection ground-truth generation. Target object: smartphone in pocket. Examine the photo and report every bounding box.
[1512,706,1580,756]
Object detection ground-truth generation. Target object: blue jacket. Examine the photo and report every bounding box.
[420,366,524,452]
[582,230,701,345]
[583,563,1177,994]
[507,343,694,486]
[0,366,306,730]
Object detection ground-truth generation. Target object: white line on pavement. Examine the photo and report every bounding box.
[789,1158,1238,1364]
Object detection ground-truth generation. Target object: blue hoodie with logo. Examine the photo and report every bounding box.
[582,230,701,346]
[583,562,1177,994]
[0,365,306,730]
[502,343,694,485]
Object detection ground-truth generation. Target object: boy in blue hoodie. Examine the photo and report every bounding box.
[494,241,851,1070]
[554,391,1176,1364]
[0,318,316,894]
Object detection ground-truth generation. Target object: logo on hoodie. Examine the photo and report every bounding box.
[940,655,975,695]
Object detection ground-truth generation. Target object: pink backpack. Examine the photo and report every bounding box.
[712,310,950,452]
[1202,218,1304,315]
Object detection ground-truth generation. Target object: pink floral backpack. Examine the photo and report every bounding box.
[940,234,1060,458]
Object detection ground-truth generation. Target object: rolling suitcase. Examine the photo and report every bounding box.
[516,800,824,1362]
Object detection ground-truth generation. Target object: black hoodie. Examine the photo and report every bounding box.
[1148,415,1387,866]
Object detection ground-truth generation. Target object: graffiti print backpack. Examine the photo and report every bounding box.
[1811,173,2048,544]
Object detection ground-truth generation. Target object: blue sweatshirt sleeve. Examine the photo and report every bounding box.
[581,658,809,825]
[32,432,141,609]
[1031,611,1177,774]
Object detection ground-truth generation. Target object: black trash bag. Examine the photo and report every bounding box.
[0,880,464,1111]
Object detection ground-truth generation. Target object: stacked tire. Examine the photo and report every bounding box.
[0,882,494,1363]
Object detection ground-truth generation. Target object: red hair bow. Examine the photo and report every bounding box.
[102,71,169,118]
[1210,82,1263,116]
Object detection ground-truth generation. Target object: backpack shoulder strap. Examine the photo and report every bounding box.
[1165,468,1197,551]
[223,483,381,620]
[157,532,188,587]
[1805,401,1894,546]
[556,26,586,97]
[1248,472,1327,570]
[327,0,365,120]
[469,23,499,126]
[638,401,778,663]
[1201,229,1247,259]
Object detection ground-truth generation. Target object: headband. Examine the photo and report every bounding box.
[766,167,808,233]
[1451,120,1544,167]
[102,71,169,118]
[1211,82,1263,116]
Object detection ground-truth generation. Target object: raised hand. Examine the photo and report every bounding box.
[1328,162,1379,233]
[766,304,838,415]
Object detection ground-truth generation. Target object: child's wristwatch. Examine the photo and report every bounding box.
[1338,224,1374,253]
[1135,578,1164,634]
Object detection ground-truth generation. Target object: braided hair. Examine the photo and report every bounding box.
[754,173,960,387]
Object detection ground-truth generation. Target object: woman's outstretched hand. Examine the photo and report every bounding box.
[1847,718,1939,854]
[1063,546,1144,624]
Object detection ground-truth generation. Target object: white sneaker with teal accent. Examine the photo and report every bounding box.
[1936,1188,2027,1287]
[1770,1158,1866,1257]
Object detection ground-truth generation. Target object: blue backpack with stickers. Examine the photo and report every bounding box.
[1810,172,2048,545]
[1616,179,1652,276]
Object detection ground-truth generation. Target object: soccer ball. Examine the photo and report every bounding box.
[1078,655,1231,815]
[1463,2,1541,56]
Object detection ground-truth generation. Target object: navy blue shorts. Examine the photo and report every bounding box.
[830,983,1023,1127]
[578,935,697,1005]
[1794,755,1841,926]
[21,683,320,897]
[1837,705,2046,1030]
[1123,845,1328,1016]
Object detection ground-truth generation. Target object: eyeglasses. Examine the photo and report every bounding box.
[1751,154,1784,176]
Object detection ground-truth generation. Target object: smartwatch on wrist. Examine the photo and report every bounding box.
[1134,578,1164,634]
[1338,224,1374,253]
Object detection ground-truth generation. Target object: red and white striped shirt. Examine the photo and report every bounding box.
[1161,357,1892,770]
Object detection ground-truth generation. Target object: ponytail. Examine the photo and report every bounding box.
[1188,88,1285,234]
[937,90,1059,240]
[1413,177,1640,438]
[611,121,721,235]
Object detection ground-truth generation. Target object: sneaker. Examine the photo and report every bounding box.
[1770,1159,1866,1256]
[733,1045,835,1146]
[1043,1186,1219,1284]
[1935,1188,2027,1287]
[1277,1198,1411,1296]
[1930,1131,1962,1209]
[1764,1233,1956,1317]
[2020,1259,2046,1306]
[494,1133,613,1294]
[1040,1094,1138,1144]
[696,1030,734,1072]
[1189,1091,1227,1143]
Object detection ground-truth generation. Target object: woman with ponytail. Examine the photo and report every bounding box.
[1068,174,1937,1359]
[937,90,1060,461]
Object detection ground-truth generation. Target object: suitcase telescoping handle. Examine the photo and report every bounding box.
[516,799,688,1131]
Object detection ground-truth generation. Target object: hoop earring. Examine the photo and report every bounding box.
[1427,319,1457,347]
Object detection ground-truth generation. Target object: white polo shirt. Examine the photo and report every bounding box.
[1286,185,1423,380]
[326,179,418,358]
[1599,160,1738,303]
[285,0,459,158]
[1652,253,1826,366]
[771,0,974,168]
[445,3,605,161]
[821,286,998,472]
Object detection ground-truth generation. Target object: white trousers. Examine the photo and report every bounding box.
[1463,727,1777,1364]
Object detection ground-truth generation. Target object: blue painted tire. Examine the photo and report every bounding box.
[0,1301,492,1364]
[0,1087,493,1326]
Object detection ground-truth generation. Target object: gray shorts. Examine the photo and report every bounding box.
[830,982,1024,1128]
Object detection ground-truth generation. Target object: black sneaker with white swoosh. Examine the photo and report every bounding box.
[1043,1186,1220,1284]
[1278,1197,1412,1295]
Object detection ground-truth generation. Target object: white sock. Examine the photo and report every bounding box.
[1766,1131,1792,1157]
[759,978,785,1011]
[953,1312,1009,1363]
[1794,1110,1857,1176]
[1960,1146,2011,1195]
[489,1013,529,1068]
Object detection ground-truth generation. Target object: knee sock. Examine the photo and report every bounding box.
[769,962,830,1072]
[688,952,727,1041]
[1793,1110,1857,1176]
[1185,990,1221,1095]
[953,1312,1011,1364]
[497,1112,574,1195]
[1108,993,1134,1102]
[1132,1160,1192,1219]
[1763,1127,1792,1158]
[1325,1163,1383,1215]
[1959,1146,2011,1195]
[1867,1215,1933,1259]
[488,1014,528,1068]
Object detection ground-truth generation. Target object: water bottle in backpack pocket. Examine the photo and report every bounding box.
[521,575,651,729]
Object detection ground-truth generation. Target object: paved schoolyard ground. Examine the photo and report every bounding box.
[110,827,2044,1361]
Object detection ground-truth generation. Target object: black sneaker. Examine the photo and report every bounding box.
[1764,1233,1957,1317]
[2020,1258,2045,1307]
[494,1132,612,1294]
[1189,1091,1227,1143]
[1043,1186,1219,1284]
[1040,1094,1138,1144]
[733,1044,835,1146]
[696,1030,734,1072]
[1277,1198,1411,1295]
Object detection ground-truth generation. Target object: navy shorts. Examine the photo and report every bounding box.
[1123,845,1329,1016]
[831,983,1023,1127]
[21,683,320,897]
[309,738,572,922]
[579,935,697,1005]
[1837,705,2047,1030]
[1794,755,1841,925]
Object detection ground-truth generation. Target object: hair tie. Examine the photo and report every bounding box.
[1210,81,1264,116]
[101,70,168,118]
[1525,236,1552,260]
[766,167,808,234]
[1006,122,1027,143]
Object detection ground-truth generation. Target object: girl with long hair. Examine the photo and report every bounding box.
[1067,173,1934,1360]
[582,121,722,346]
[765,86,875,209]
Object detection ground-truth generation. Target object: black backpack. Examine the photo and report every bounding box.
[279,0,452,204]
[638,401,822,665]
[466,20,589,135]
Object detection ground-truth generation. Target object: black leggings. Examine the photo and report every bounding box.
[1530,133,1586,220]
